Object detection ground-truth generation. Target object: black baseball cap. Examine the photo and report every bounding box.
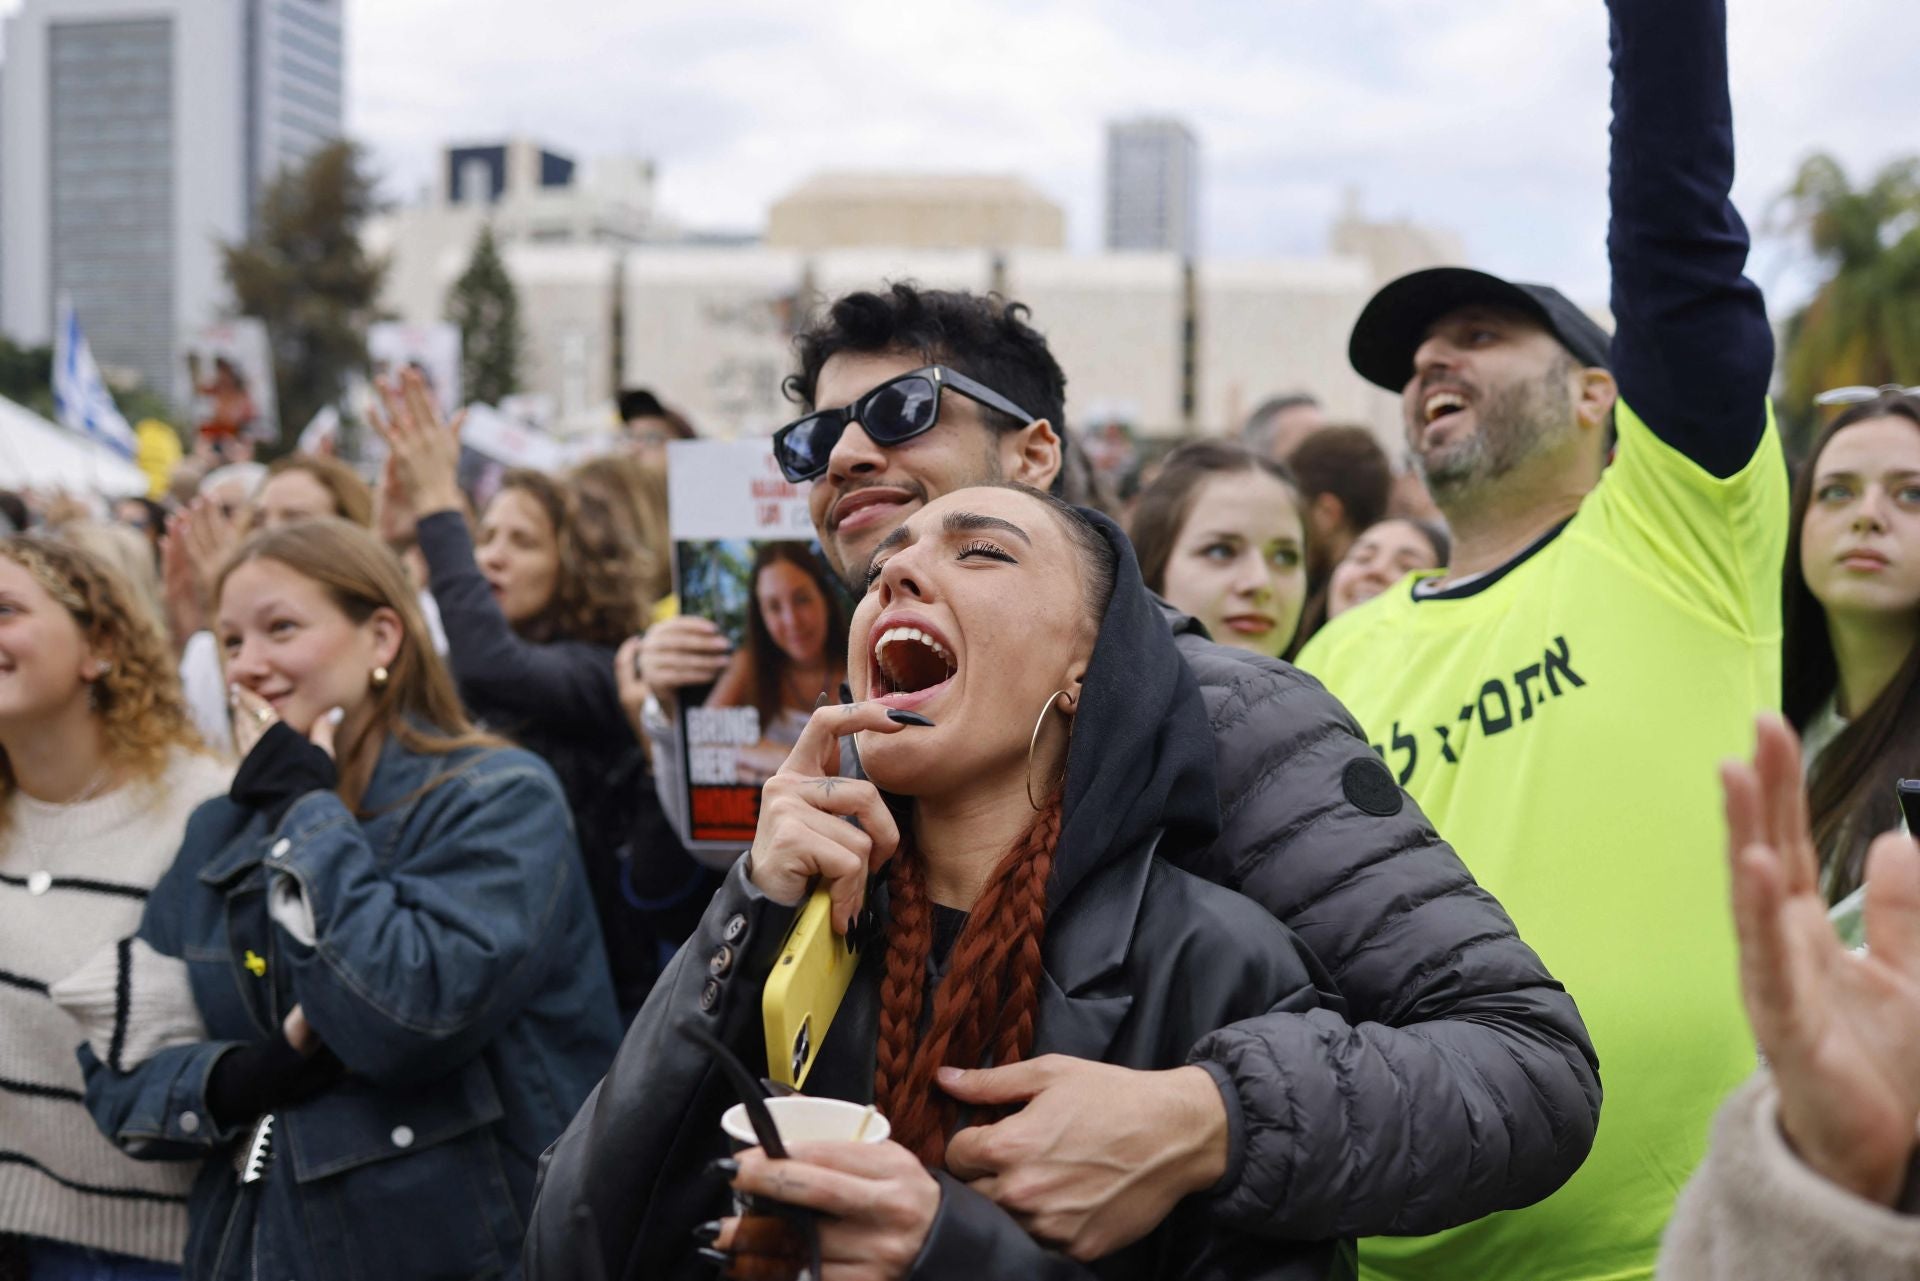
[1348,267,1613,392]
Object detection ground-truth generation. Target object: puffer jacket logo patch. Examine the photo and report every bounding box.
[1343,757,1403,817]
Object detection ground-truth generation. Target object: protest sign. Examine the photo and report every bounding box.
[667,439,848,844]
[183,320,279,446]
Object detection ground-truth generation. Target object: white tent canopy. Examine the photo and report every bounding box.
[0,394,150,497]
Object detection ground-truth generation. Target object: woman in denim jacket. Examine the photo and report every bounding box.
[75,519,621,1281]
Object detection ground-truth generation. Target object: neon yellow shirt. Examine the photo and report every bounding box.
[1297,402,1785,1281]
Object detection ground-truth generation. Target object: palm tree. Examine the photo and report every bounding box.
[1775,154,1920,446]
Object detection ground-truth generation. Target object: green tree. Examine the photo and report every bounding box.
[0,335,55,417]
[1777,154,1920,445]
[446,224,523,406]
[223,140,386,447]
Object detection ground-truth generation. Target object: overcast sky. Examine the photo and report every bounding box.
[6,0,1914,311]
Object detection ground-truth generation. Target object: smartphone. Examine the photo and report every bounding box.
[1897,779,1920,834]
[762,885,863,1089]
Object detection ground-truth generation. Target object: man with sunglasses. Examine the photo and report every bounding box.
[610,281,1600,1268]
[1297,1,1784,1277]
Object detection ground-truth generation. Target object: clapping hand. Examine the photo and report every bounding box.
[1721,713,1920,1205]
[166,496,245,624]
[367,368,467,519]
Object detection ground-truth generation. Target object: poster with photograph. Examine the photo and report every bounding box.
[668,438,851,845]
[183,319,279,446]
[367,322,462,415]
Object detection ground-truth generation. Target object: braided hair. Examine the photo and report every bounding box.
[870,482,1112,1165]
[874,801,1061,1167]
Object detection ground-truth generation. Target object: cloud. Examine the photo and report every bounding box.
[2,0,1908,316]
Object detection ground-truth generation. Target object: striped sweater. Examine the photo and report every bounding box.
[0,748,230,1263]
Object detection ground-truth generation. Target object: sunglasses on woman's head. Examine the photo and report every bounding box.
[773,365,1038,483]
[1815,384,1920,407]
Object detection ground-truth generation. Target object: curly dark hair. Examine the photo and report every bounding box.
[784,283,1069,493]
[494,468,647,649]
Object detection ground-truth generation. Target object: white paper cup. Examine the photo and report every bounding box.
[721,1096,891,1150]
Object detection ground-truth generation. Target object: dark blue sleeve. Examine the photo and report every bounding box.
[1606,0,1773,478]
[415,509,625,735]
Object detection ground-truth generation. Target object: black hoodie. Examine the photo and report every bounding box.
[1047,507,1220,909]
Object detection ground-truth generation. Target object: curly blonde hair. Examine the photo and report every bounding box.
[494,469,647,648]
[0,537,202,817]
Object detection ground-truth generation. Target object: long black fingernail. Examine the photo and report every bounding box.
[692,1219,723,1243]
[696,1246,730,1266]
[709,1157,740,1179]
[886,709,935,727]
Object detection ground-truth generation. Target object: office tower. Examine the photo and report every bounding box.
[1105,117,1199,257]
[1,0,344,401]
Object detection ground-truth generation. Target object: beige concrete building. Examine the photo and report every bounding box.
[767,172,1065,252]
[370,157,1465,450]
[1005,252,1185,433]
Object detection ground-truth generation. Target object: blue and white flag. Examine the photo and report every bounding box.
[52,297,137,459]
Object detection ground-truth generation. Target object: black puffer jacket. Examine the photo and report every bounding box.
[1164,604,1602,1236]
[525,509,1353,1280]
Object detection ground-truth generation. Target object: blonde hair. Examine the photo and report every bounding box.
[54,521,165,639]
[216,519,498,807]
[0,536,202,817]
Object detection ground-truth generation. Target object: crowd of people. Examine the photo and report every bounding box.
[3,0,1919,1279]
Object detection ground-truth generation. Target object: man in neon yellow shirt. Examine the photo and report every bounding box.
[1296,0,1782,1277]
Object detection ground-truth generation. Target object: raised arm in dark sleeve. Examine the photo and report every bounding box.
[1607,0,1773,476]
[1173,630,1601,1239]
[415,509,625,733]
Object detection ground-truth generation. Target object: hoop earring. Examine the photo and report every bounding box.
[370,665,390,690]
[1026,689,1076,812]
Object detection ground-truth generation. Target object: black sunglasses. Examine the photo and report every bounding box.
[773,365,1037,483]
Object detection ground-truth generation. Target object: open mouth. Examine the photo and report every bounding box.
[1423,390,1469,426]
[871,625,957,707]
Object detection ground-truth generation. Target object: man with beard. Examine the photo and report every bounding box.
[1296,0,1784,1277]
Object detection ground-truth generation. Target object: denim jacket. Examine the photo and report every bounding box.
[80,733,621,1281]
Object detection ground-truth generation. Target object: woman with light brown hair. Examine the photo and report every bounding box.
[256,454,374,531]
[373,369,705,1018]
[570,452,672,615]
[0,536,227,1280]
[72,518,619,1281]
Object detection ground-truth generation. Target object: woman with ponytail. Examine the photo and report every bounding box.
[528,485,1340,1281]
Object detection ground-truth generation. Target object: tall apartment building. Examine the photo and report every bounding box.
[1104,117,1199,257]
[0,0,344,401]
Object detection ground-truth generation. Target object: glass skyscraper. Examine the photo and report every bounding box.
[1,0,344,401]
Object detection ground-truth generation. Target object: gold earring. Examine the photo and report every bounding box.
[370,665,390,689]
[1026,689,1076,811]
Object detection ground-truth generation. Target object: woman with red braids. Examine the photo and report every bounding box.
[528,485,1341,1281]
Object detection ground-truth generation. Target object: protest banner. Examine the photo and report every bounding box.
[667,439,849,845]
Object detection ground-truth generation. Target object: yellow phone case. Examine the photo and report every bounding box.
[762,885,863,1089]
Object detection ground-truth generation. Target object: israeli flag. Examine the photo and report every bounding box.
[52,297,137,459]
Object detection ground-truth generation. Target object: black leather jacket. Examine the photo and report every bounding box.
[526,848,1346,1281]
